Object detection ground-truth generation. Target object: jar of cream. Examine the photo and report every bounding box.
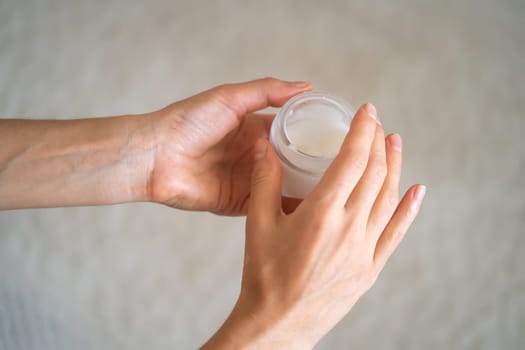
[269,91,355,198]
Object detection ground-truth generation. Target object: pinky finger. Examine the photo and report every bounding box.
[373,184,426,270]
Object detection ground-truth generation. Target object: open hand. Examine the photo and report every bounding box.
[147,78,312,215]
[203,104,426,349]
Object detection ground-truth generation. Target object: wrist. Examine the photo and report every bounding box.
[202,294,314,350]
[120,112,164,203]
[138,106,194,208]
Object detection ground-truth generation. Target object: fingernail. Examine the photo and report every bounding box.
[413,185,426,202]
[365,103,380,124]
[389,133,402,151]
[290,81,312,88]
[254,139,268,160]
[410,185,426,213]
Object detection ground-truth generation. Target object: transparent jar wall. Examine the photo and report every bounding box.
[270,92,355,199]
[280,161,321,198]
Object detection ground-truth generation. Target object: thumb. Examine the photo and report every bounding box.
[247,138,282,228]
[208,78,312,116]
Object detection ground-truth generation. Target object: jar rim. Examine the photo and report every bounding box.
[278,91,355,161]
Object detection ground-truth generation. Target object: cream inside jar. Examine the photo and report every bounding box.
[270,92,355,198]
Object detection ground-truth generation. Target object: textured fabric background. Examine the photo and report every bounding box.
[0,0,524,349]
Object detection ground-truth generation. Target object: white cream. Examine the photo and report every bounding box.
[270,92,354,199]
[287,118,348,157]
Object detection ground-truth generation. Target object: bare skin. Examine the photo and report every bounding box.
[0,78,425,348]
[202,103,426,349]
[0,78,308,213]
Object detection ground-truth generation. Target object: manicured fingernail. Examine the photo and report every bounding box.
[365,103,380,124]
[290,81,312,88]
[414,185,426,202]
[254,139,267,160]
[389,133,402,151]
[410,185,426,213]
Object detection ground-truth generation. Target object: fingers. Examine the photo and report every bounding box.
[312,103,380,204]
[256,113,275,135]
[209,78,312,116]
[344,122,386,219]
[373,184,426,270]
[366,134,403,240]
[247,138,283,230]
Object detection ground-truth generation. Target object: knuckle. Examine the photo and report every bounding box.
[213,84,234,102]
[261,76,277,84]
[347,154,368,172]
[213,87,246,115]
[316,192,342,213]
[309,197,339,227]
[371,147,386,165]
[371,162,387,182]
[251,163,271,186]
[375,128,385,141]
[313,204,335,224]
[375,152,387,169]
[343,214,364,235]
[214,83,232,94]
[363,118,378,133]
[385,192,399,209]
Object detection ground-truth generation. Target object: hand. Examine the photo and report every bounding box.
[202,104,426,349]
[146,78,312,215]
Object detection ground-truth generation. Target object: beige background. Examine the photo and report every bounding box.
[1,0,524,349]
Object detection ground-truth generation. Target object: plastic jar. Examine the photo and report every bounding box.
[269,91,355,198]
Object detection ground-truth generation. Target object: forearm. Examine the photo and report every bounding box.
[0,114,157,209]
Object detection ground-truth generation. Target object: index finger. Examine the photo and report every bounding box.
[310,103,380,204]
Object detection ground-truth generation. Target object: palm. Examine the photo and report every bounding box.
[148,78,311,215]
[151,105,273,215]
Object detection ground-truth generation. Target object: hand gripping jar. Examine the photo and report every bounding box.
[269,91,355,199]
